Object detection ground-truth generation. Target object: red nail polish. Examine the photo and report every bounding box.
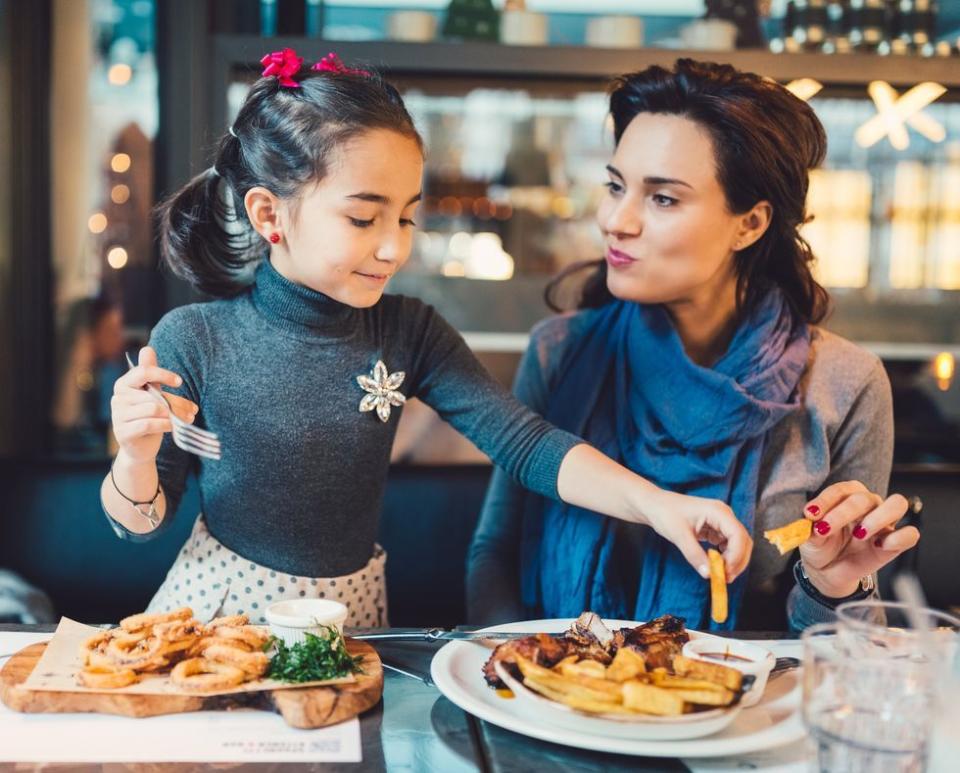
[874,537,884,548]
[806,505,820,517]
[853,525,868,540]
[814,520,831,536]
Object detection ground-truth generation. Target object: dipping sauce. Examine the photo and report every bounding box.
[496,688,515,699]
[698,650,754,664]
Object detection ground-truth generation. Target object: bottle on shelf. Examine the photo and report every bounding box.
[822,1,852,53]
[891,0,939,56]
[259,0,306,37]
[783,0,829,52]
[442,0,500,42]
[846,0,889,53]
[305,0,324,38]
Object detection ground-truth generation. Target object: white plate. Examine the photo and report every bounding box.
[430,618,805,758]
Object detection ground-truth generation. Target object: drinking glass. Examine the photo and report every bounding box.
[835,601,960,773]
[802,622,937,773]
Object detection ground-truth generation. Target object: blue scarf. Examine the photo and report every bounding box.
[521,291,809,630]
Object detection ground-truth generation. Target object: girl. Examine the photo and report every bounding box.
[467,59,920,632]
[101,50,751,626]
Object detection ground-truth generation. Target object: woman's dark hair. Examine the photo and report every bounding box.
[546,58,830,324]
[157,67,423,297]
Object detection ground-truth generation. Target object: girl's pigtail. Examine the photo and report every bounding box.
[156,158,260,298]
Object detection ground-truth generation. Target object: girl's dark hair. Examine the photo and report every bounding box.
[546,58,830,324]
[157,67,423,297]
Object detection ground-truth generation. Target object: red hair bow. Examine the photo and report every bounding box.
[260,48,303,88]
[311,52,370,77]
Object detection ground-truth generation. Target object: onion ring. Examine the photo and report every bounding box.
[78,630,116,664]
[203,643,269,679]
[106,633,165,668]
[191,637,254,655]
[156,636,200,658]
[76,666,139,689]
[134,655,170,673]
[206,614,249,629]
[152,619,204,643]
[210,625,269,651]
[120,606,193,633]
[170,658,245,692]
[76,608,268,692]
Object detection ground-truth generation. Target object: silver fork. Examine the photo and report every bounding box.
[125,352,222,461]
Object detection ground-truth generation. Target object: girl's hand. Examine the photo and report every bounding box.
[111,346,198,463]
[644,490,753,583]
[799,480,920,598]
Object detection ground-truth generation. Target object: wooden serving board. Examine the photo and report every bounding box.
[0,638,382,729]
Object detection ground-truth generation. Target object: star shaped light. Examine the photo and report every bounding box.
[855,80,946,150]
[357,360,406,423]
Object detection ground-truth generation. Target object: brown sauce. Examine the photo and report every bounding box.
[698,651,753,663]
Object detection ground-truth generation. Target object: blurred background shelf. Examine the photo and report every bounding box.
[214,36,960,85]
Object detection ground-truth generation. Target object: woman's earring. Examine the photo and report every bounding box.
[269,232,281,244]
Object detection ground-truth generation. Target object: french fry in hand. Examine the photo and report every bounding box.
[763,518,813,554]
[708,548,728,624]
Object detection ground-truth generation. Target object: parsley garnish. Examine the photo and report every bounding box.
[267,627,365,683]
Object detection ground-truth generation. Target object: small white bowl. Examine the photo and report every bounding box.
[264,599,348,646]
[682,637,775,708]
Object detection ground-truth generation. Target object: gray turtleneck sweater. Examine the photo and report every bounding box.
[106,260,580,577]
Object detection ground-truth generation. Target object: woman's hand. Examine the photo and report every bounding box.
[799,480,920,598]
[111,346,198,463]
[644,490,753,583]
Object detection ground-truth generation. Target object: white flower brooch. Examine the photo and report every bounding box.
[357,360,406,423]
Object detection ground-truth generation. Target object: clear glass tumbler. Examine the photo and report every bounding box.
[802,622,940,773]
[835,601,960,773]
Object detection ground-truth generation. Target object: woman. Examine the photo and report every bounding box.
[466,59,919,632]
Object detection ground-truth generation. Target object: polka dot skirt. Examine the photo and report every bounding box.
[146,516,388,627]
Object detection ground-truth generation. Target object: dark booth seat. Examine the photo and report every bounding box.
[0,459,490,626]
[1,459,956,625]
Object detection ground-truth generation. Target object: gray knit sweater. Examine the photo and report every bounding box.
[466,311,893,632]
[107,260,580,577]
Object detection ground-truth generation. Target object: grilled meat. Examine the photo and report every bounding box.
[614,615,689,670]
[482,612,690,688]
[482,633,572,687]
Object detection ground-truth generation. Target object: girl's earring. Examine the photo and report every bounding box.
[269,232,281,244]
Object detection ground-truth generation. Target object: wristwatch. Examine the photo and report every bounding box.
[793,560,875,610]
